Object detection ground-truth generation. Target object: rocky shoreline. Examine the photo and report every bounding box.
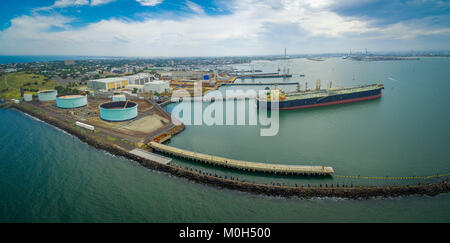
[9,103,450,199]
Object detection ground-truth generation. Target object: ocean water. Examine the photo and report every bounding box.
[1,57,450,222]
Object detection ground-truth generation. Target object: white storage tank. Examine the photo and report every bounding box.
[56,94,88,108]
[24,94,33,102]
[38,90,57,101]
[99,101,138,122]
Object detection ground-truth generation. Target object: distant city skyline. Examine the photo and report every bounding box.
[0,0,449,56]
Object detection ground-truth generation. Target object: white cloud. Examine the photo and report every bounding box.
[186,1,205,15]
[136,0,164,6]
[2,0,449,56]
[90,0,115,6]
[53,0,90,8]
[36,0,114,11]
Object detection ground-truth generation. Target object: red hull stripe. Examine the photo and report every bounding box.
[278,93,382,110]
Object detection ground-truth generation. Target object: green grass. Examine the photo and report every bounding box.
[107,136,116,142]
[0,72,55,99]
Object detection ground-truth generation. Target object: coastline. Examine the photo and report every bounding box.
[6,103,450,199]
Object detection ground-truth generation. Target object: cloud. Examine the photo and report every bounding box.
[1,0,449,56]
[136,0,164,6]
[186,1,205,15]
[36,0,115,11]
[91,0,115,6]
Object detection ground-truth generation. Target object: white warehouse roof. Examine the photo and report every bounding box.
[90,77,128,83]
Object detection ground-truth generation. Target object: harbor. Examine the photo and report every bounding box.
[2,56,450,223]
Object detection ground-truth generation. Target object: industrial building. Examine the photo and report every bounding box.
[144,80,170,93]
[160,71,209,80]
[112,94,126,102]
[87,77,129,91]
[125,73,152,85]
[38,90,58,101]
[125,84,145,93]
[56,95,87,108]
[99,101,138,121]
[24,94,32,102]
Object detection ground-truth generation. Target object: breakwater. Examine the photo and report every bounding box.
[9,103,450,199]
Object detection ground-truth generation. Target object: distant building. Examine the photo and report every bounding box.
[144,80,170,93]
[3,68,17,73]
[64,60,75,66]
[125,84,145,93]
[124,73,152,85]
[87,77,129,91]
[160,70,208,80]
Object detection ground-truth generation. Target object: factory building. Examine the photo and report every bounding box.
[125,84,145,93]
[87,77,129,91]
[56,95,87,108]
[112,94,126,102]
[38,90,58,101]
[99,101,138,122]
[160,71,208,80]
[24,94,33,102]
[144,80,170,93]
[124,73,152,85]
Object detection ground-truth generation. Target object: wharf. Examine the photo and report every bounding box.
[129,148,172,165]
[149,142,334,176]
[221,82,299,86]
[238,74,293,78]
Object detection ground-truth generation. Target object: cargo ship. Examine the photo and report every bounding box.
[257,81,384,110]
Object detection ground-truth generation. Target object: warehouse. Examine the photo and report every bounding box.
[125,73,152,85]
[87,77,129,91]
[144,80,170,93]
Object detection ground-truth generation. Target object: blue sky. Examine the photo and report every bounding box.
[0,0,449,56]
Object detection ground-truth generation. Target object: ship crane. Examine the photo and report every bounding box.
[316,80,321,90]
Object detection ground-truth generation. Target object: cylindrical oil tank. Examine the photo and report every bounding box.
[99,101,138,121]
[56,94,87,108]
[38,90,57,101]
[112,94,126,102]
[24,94,33,102]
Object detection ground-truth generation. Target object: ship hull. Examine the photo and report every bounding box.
[258,87,383,110]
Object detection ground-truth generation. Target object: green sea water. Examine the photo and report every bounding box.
[1,57,449,222]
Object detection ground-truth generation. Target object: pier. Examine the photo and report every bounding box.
[148,141,334,176]
[221,82,299,86]
[129,148,172,165]
[237,73,293,78]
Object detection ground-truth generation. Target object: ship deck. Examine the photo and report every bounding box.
[262,84,383,101]
[285,84,382,101]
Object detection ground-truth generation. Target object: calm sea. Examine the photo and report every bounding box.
[1,57,450,222]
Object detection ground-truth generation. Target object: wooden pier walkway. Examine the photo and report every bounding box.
[129,148,172,165]
[148,142,334,176]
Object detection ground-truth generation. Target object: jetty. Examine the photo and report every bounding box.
[148,141,334,176]
[221,82,299,86]
[237,73,293,78]
[129,148,172,165]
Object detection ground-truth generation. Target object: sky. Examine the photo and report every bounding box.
[0,0,449,57]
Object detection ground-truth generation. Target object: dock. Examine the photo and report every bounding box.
[148,142,334,176]
[238,73,293,79]
[129,148,172,165]
[221,82,299,86]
